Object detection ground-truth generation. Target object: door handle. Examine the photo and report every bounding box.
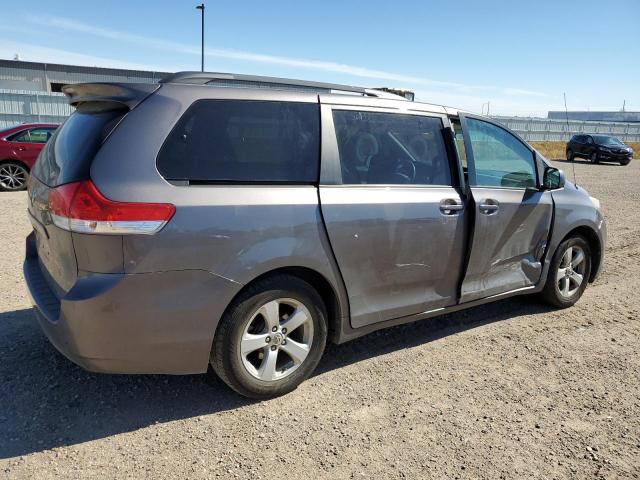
[479,201,499,214]
[439,199,464,215]
[17,146,26,151]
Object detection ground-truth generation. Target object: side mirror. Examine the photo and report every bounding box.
[542,166,565,190]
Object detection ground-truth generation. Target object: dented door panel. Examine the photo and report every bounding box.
[460,188,553,302]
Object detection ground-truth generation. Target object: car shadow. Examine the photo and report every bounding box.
[318,295,553,375]
[0,297,554,459]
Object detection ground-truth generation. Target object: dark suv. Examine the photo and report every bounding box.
[23,72,606,399]
[566,134,633,165]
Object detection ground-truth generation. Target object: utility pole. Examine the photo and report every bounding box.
[196,3,205,72]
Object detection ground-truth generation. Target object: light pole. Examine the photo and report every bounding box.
[196,3,205,72]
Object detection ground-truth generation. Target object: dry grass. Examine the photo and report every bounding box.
[530,141,639,160]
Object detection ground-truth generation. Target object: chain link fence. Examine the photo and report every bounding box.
[2,88,640,143]
[491,115,640,142]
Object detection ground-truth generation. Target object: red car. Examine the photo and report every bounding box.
[0,123,59,191]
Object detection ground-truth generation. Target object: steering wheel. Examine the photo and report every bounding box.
[395,157,416,183]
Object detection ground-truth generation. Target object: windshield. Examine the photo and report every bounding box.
[593,135,624,146]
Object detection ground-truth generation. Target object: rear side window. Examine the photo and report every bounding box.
[33,106,126,187]
[332,110,451,185]
[157,100,320,183]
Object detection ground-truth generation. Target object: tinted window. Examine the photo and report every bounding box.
[593,135,623,146]
[33,107,125,187]
[465,118,536,188]
[157,100,319,183]
[332,110,451,185]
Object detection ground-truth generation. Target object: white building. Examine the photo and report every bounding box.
[0,59,170,128]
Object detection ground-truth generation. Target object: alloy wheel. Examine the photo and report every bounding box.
[240,298,313,381]
[556,246,586,298]
[0,164,28,190]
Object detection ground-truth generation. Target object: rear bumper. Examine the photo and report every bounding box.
[23,233,242,374]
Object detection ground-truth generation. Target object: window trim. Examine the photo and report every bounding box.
[458,113,539,190]
[155,98,321,186]
[6,128,32,143]
[321,105,456,188]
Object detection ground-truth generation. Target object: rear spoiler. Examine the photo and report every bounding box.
[62,83,160,109]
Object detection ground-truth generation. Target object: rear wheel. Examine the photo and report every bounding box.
[211,274,328,399]
[566,148,574,161]
[0,162,28,191]
[541,236,591,308]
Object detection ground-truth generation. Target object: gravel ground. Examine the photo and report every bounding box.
[1,159,639,479]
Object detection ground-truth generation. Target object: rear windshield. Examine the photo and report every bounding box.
[157,100,319,184]
[32,105,126,187]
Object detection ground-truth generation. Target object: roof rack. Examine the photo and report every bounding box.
[159,71,406,100]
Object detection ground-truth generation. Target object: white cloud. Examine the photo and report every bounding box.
[25,14,489,92]
[2,14,564,116]
[0,41,173,72]
[503,87,549,97]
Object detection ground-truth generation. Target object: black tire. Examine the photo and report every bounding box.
[210,274,328,399]
[590,151,599,164]
[566,149,574,161]
[540,236,592,308]
[0,162,29,191]
[620,158,631,166]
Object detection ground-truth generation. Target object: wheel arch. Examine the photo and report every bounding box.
[0,159,30,172]
[560,225,602,282]
[215,266,346,345]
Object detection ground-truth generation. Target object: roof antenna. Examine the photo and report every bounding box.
[564,92,578,188]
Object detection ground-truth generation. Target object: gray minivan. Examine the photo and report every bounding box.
[23,72,606,398]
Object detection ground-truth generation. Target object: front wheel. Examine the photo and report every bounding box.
[620,158,631,166]
[566,149,574,161]
[540,237,591,308]
[211,274,328,399]
[590,152,599,164]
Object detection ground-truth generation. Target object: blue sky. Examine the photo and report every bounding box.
[1,0,638,116]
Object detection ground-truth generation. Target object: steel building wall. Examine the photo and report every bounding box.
[0,59,170,93]
[0,60,170,128]
[0,90,72,128]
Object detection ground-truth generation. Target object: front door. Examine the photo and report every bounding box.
[8,127,53,165]
[457,114,553,303]
[319,106,466,328]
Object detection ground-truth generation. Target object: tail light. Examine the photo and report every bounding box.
[48,180,175,235]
